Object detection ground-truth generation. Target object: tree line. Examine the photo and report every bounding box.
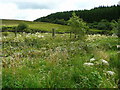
[34,5,120,25]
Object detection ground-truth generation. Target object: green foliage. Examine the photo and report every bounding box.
[110,20,118,34]
[2,19,70,33]
[116,19,120,37]
[68,12,89,39]
[2,26,8,31]
[2,19,116,35]
[2,32,119,88]
[54,19,67,25]
[110,19,120,36]
[2,26,13,32]
[17,22,28,32]
[97,19,112,30]
[2,32,9,36]
[35,5,120,24]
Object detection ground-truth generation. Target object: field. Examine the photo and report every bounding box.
[1,19,70,32]
[1,19,106,34]
[1,31,119,88]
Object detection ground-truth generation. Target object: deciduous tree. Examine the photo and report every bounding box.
[68,12,89,39]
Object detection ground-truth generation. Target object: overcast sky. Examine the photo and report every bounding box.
[0,0,119,21]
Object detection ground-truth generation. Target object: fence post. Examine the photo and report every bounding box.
[14,27,17,37]
[52,28,55,38]
[70,32,72,38]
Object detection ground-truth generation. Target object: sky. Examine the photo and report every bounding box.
[0,0,120,21]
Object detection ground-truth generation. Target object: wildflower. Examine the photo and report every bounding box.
[90,58,96,62]
[106,71,115,76]
[83,63,94,66]
[41,36,44,38]
[35,32,39,35]
[100,59,109,66]
[117,45,120,48]
[117,51,120,54]
[112,33,117,36]
[70,47,74,50]
[37,35,42,38]
[3,36,6,39]
[23,32,26,34]
[41,48,46,50]
[71,42,74,44]
[6,56,13,60]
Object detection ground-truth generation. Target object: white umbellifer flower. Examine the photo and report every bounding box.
[117,51,120,54]
[71,42,74,44]
[41,36,44,38]
[90,58,96,62]
[100,59,109,65]
[106,71,115,76]
[117,45,120,48]
[112,33,117,36]
[35,32,39,35]
[3,36,6,39]
[37,35,41,38]
[41,47,46,50]
[83,63,94,66]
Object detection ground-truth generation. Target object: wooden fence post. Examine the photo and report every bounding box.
[14,27,17,37]
[52,28,55,38]
[70,32,72,38]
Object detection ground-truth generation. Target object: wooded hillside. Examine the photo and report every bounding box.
[34,5,120,24]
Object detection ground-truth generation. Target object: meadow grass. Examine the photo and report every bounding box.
[1,19,105,34]
[1,32,119,88]
[1,19,70,32]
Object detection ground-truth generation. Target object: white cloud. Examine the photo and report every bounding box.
[0,3,18,19]
[0,2,57,21]
[0,0,119,21]
[18,9,57,21]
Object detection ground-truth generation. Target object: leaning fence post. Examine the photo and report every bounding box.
[52,28,55,38]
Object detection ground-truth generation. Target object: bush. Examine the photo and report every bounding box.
[2,32,9,36]
[97,19,112,30]
[17,22,28,32]
[2,26,8,31]
[68,12,89,39]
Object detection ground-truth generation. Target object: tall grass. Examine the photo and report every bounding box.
[2,32,119,88]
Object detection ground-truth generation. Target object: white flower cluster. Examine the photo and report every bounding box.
[106,71,115,76]
[83,58,109,67]
[100,59,109,66]
[26,33,44,39]
[0,37,2,42]
[117,45,120,48]
[83,63,94,66]
[90,58,96,62]
[86,34,116,42]
[13,35,24,42]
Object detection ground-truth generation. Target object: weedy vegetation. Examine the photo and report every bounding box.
[1,16,119,88]
[1,32,119,88]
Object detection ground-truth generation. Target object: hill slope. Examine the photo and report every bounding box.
[1,19,109,34]
[34,5,120,24]
[1,19,70,32]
